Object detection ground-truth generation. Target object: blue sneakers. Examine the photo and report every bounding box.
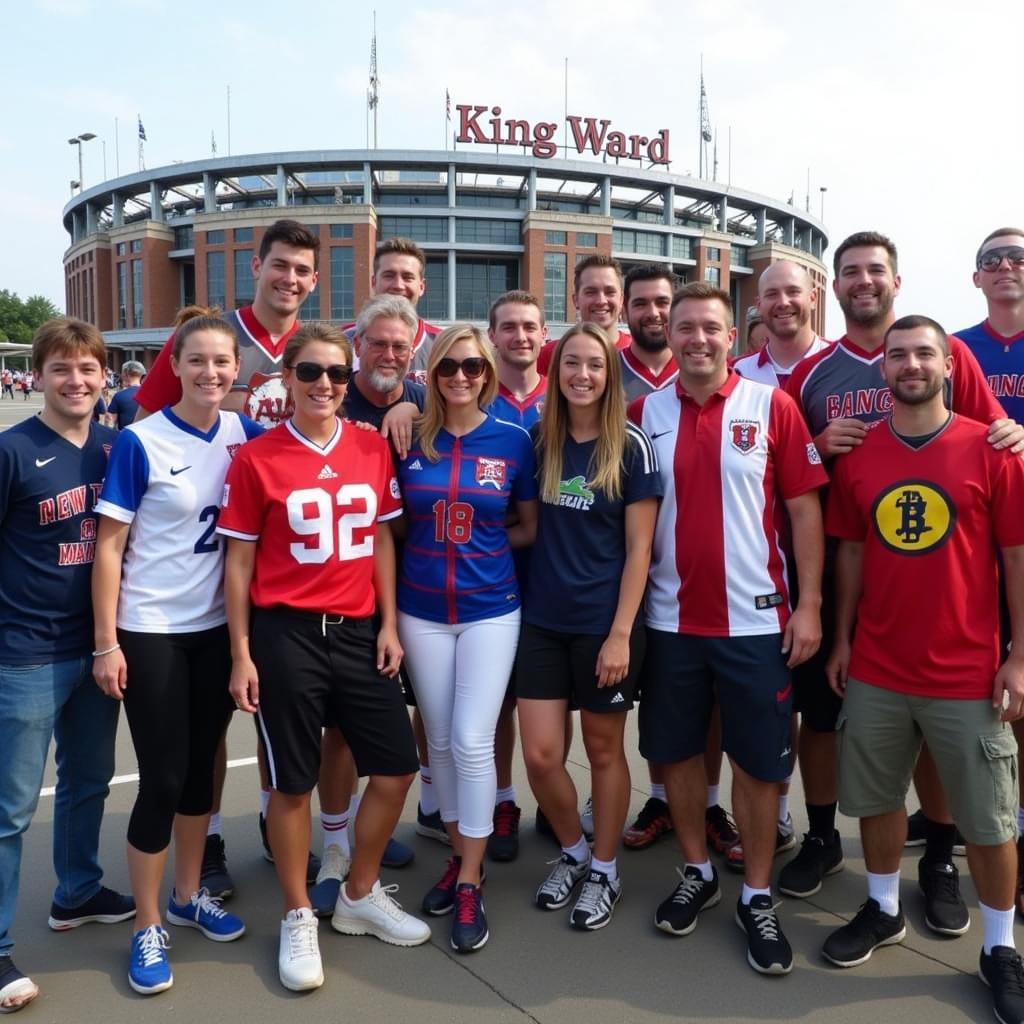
[166,888,245,942]
[450,883,488,953]
[128,925,172,995]
[382,836,415,869]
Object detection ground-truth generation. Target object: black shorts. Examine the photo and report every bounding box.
[790,586,841,733]
[515,622,642,713]
[638,629,793,783]
[250,606,418,795]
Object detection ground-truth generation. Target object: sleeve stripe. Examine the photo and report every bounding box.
[378,508,403,522]
[626,422,657,475]
[93,500,135,525]
[216,526,259,541]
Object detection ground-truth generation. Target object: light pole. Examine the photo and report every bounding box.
[68,132,97,192]
[819,186,828,222]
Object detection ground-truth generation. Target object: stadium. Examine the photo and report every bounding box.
[61,145,828,367]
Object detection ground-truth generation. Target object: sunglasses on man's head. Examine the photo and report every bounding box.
[288,361,352,385]
[436,357,487,379]
[977,246,1024,272]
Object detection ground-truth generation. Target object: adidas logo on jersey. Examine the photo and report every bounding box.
[408,459,423,471]
[317,465,338,480]
[609,692,625,704]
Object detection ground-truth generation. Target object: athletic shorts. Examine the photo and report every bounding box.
[638,629,793,783]
[515,622,642,713]
[789,555,841,732]
[250,606,418,795]
[837,677,1017,845]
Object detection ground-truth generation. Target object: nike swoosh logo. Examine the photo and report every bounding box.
[170,465,192,476]
[649,430,672,440]
[35,457,56,467]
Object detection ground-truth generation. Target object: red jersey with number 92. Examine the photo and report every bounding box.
[217,419,402,616]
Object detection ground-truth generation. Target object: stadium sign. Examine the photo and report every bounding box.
[455,104,670,165]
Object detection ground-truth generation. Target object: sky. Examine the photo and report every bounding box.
[2,0,1021,335]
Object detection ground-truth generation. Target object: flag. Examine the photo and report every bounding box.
[446,89,451,122]
[138,116,147,142]
[211,130,217,155]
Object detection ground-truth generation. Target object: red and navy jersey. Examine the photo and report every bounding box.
[217,418,402,617]
[620,348,678,405]
[136,307,301,427]
[786,335,1004,440]
[0,417,115,662]
[344,318,442,386]
[537,329,631,377]
[488,380,546,430]
[827,415,1024,699]
[629,372,827,637]
[956,320,1024,423]
[397,416,539,624]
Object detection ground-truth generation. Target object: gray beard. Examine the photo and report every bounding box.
[365,368,406,394]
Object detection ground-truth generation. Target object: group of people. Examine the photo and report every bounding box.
[3,217,1024,1023]
[0,369,33,400]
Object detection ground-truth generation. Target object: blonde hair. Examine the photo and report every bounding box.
[536,323,627,503]
[417,324,498,462]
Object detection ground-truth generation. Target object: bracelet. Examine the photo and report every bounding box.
[92,643,121,657]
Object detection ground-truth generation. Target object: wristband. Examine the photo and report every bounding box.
[92,643,121,657]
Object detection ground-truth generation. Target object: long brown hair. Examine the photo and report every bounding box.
[417,324,498,462]
[536,323,627,502]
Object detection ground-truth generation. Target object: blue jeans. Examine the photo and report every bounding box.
[0,655,119,955]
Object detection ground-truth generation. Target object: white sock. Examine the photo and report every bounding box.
[1017,806,1024,835]
[866,870,901,917]
[706,785,720,808]
[650,783,667,802]
[562,836,590,864]
[686,860,714,882]
[207,812,222,837]
[591,855,617,882]
[495,786,516,805]
[981,900,1015,954]
[259,789,270,817]
[419,765,439,816]
[741,883,771,906]
[778,793,790,823]
[321,812,351,857]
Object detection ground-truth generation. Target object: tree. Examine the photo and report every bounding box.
[0,290,60,344]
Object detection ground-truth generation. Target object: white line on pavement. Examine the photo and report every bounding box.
[38,756,258,798]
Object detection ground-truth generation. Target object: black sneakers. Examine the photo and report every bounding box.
[735,895,793,975]
[655,866,720,936]
[918,859,969,936]
[570,870,621,931]
[487,801,521,862]
[199,833,234,900]
[980,945,1024,1024]
[0,955,38,1013]
[47,886,136,931]
[778,830,844,898]
[822,899,906,967]
[904,808,966,855]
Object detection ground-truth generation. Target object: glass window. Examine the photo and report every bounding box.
[131,259,143,327]
[117,262,128,329]
[544,252,567,324]
[544,230,567,246]
[330,223,354,239]
[234,249,255,305]
[704,266,721,285]
[706,247,721,261]
[455,258,518,320]
[456,219,520,245]
[206,251,226,310]
[671,236,693,260]
[174,225,194,250]
[377,191,448,206]
[730,245,748,267]
[130,239,142,253]
[234,227,254,242]
[116,242,126,256]
[330,247,354,321]
[377,216,446,243]
[206,229,225,245]
[457,192,524,209]
[613,229,665,257]
[576,232,597,248]
[421,257,449,322]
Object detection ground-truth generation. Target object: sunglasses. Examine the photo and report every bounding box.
[288,362,352,385]
[978,246,1024,272]
[436,357,487,379]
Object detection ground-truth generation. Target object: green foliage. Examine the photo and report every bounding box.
[0,290,60,344]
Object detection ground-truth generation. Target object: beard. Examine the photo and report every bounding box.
[629,323,668,352]
[365,367,405,394]
[891,376,944,405]
[839,288,895,328]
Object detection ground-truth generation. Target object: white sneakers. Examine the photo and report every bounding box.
[331,881,431,946]
[316,845,351,886]
[279,908,323,992]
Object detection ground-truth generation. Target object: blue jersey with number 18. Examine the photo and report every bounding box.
[396,415,538,625]
[95,407,262,633]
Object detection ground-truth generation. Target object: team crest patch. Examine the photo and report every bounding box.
[806,442,822,466]
[222,484,231,506]
[389,477,401,499]
[226,443,242,460]
[476,457,507,489]
[871,480,956,556]
[102,443,112,458]
[729,420,760,454]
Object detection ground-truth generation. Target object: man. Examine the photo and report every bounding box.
[782,231,1014,917]
[1,369,13,400]
[103,360,145,429]
[734,261,830,388]
[630,283,827,975]
[0,319,135,1014]
[344,238,441,384]
[619,265,679,404]
[537,254,631,375]
[822,315,1024,1024]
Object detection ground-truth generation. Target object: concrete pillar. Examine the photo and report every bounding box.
[149,181,163,222]
[448,163,456,207]
[276,165,287,207]
[363,162,373,205]
[601,176,611,217]
[85,202,97,235]
[663,186,675,226]
[112,192,124,228]
[756,208,767,244]
[203,172,216,213]
[718,196,728,233]
[447,249,456,321]
[528,168,537,212]
[784,217,795,247]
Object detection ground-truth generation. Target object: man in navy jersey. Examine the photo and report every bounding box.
[0,319,135,1014]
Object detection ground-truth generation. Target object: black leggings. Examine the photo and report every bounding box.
[120,626,234,854]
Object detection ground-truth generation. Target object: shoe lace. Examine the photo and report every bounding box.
[193,888,229,920]
[792,833,825,864]
[136,925,170,968]
[454,886,479,926]
[747,901,782,941]
[670,868,707,905]
[574,876,608,917]
[436,857,461,893]
[368,883,406,921]
[539,856,576,897]
[995,950,1024,994]
[493,802,519,836]
[926,864,960,901]
[634,798,668,831]
[287,913,318,960]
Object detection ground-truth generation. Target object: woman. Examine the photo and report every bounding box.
[92,316,260,995]
[517,323,660,930]
[219,322,429,995]
[395,324,538,954]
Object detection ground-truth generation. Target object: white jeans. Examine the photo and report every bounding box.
[398,609,521,838]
